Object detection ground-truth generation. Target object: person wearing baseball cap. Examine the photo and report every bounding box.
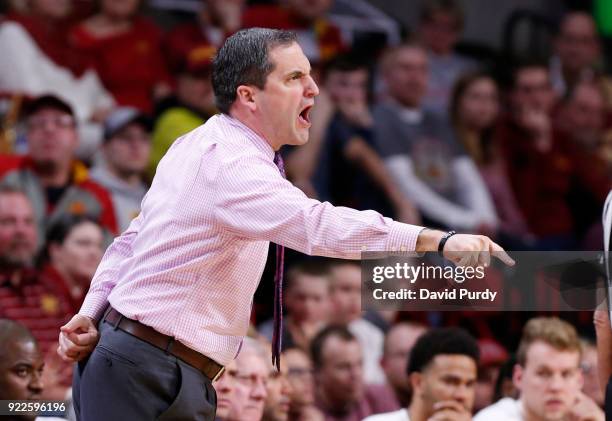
[90,107,152,232]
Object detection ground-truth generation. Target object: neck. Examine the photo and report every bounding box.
[407,399,431,421]
[99,12,132,28]
[227,110,281,151]
[520,398,548,421]
[316,390,354,415]
[55,265,85,296]
[35,161,70,187]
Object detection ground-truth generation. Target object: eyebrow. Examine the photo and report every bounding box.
[286,69,311,79]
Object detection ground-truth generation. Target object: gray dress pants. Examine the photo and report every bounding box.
[72,318,217,420]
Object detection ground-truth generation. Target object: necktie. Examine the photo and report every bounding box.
[272,152,286,370]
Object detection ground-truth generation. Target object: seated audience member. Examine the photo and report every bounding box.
[311,326,398,421]
[450,71,533,245]
[91,107,151,231]
[473,338,509,412]
[0,319,68,421]
[375,43,498,233]
[0,187,73,355]
[550,11,608,99]
[417,0,475,117]
[262,356,292,421]
[164,0,245,73]
[580,338,604,408]
[492,355,519,404]
[379,322,428,408]
[70,0,172,113]
[0,0,114,158]
[283,347,325,421]
[312,55,419,224]
[42,215,104,315]
[214,357,238,420]
[0,95,118,239]
[242,0,344,65]
[218,337,269,421]
[474,317,604,420]
[328,260,386,384]
[364,327,479,421]
[259,261,330,352]
[496,62,610,248]
[149,47,216,177]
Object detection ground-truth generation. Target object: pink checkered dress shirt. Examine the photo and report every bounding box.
[79,113,424,366]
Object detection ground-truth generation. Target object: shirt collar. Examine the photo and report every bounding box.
[219,113,276,161]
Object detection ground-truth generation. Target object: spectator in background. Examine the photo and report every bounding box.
[580,338,604,408]
[450,71,534,247]
[313,55,420,224]
[497,62,609,249]
[149,46,216,177]
[42,215,104,316]
[474,338,509,412]
[375,43,498,233]
[379,322,428,408]
[219,337,269,421]
[259,261,331,352]
[0,95,118,239]
[550,11,606,99]
[0,0,114,158]
[475,317,604,420]
[417,0,475,117]
[214,358,238,420]
[492,355,519,404]
[311,326,398,421]
[242,0,344,66]
[283,347,324,421]
[328,260,386,385]
[164,0,245,73]
[364,327,479,421]
[262,357,292,421]
[70,0,172,114]
[91,107,151,231]
[0,319,68,421]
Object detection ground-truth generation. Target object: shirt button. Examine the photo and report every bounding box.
[391,246,397,252]
[400,246,407,252]
[361,245,367,251]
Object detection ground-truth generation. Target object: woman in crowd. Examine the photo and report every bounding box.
[41,215,105,315]
[450,71,534,247]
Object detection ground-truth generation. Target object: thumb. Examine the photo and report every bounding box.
[60,315,87,333]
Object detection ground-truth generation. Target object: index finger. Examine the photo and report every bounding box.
[66,330,97,347]
[490,242,515,266]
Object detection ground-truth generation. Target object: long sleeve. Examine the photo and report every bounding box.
[79,212,144,321]
[214,154,424,258]
[385,154,486,230]
[452,157,498,228]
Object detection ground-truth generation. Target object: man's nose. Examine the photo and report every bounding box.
[305,75,319,98]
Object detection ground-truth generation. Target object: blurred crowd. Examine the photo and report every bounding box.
[0,0,611,420]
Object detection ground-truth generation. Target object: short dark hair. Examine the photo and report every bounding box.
[46,214,101,248]
[0,319,37,360]
[212,28,297,114]
[310,325,357,369]
[407,327,479,375]
[420,0,464,29]
[322,53,368,82]
[286,259,330,291]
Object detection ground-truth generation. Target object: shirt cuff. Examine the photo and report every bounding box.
[386,221,425,252]
[79,291,109,322]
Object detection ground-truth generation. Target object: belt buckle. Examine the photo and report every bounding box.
[212,366,225,382]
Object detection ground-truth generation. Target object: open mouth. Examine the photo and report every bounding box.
[298,104,313,126]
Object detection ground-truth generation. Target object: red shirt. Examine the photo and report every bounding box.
[69,17,171,113]
[163,22,220,74]
[497,117,610,238]
[0,269,73,355]
[242,5,345,63]
[6,12,90,76]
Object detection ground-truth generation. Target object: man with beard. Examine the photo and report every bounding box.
[0,94,117,238]
[364,327,478,421]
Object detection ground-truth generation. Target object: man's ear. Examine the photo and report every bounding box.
[512,364,523,390]
[236,85,257,112]
[410,371,422,394]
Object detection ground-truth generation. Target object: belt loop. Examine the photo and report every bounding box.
[113,314,123,330]
[165,338,174,354]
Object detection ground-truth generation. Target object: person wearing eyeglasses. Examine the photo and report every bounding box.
[0,94,118,240]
